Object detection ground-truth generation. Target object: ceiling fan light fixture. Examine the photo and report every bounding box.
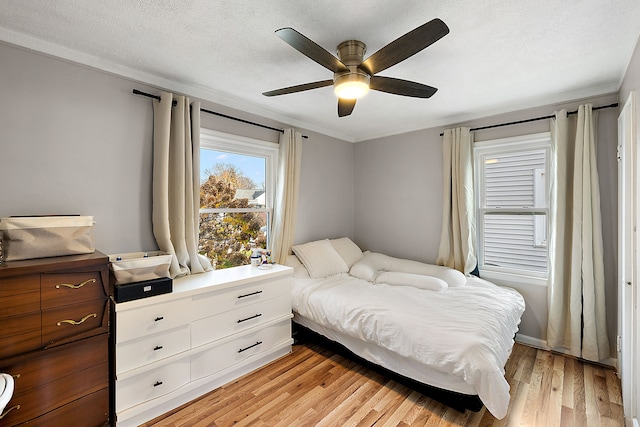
[334,71,370,99]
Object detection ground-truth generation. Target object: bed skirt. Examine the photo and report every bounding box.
[292,321,484,414]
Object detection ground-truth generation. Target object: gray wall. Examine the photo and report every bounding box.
[0,36,628,355]
[0,42,354,255]
[353,92,620,354]
[620,35,640,108]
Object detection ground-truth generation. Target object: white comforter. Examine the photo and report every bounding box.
[291,273,525,419]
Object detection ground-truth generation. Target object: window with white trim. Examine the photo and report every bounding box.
[474,133,551,278]
[199,129,278,269]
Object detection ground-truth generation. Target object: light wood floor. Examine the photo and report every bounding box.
[142,342,625,427]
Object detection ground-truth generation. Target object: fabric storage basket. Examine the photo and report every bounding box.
[109,251,172,285]
[0,216,95,261]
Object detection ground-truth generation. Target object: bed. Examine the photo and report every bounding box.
[285,238,526,420]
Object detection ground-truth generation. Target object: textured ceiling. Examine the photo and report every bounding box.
[1,1,640,142]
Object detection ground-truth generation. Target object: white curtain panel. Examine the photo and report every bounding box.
[270,128,302,264]
[436,127,477,274]
[152,91,212,278]
[547,104,610,361]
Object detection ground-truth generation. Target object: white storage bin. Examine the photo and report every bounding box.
[0,216,94,261]
[109,251,172,285]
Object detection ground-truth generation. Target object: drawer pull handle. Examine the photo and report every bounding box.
[238,341,262,353]
[153,345,163,351]
[154,316,164,322]
[153,381,163,387]
[237,313,262,323]
[237,290,262,299]
[0,405,20,420]
[56,312,97,326]
[56,278,97,289]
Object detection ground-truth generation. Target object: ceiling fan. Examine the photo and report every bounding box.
[262,18,449,117]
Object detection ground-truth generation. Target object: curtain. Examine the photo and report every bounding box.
[547,104,610,361]
[436,127,477,275]
[152,91,212,278]
[270,128,302,264]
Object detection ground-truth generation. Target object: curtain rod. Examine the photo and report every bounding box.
[132,89,308,139]
[438,102,619,136]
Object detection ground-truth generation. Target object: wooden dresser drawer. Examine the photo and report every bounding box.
[0,274,40,318]
[42,299,108,347]
[0,312,41,359]
[41,271,106,309]
[1,360,108,426]
[190,277,291,321]
[191,318,292,380]
[1,334,107,393]
[12,388,109,427]
[191,294,291,348]
[116,324,190,375]
[116,297,190,343]
[1,335,109,426]
[115,356,190,413]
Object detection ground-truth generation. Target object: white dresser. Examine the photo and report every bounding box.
[112,264,293,427]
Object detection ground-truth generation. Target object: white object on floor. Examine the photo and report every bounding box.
[0,373,15,413]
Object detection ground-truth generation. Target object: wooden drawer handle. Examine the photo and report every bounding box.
[237,290,262,299]
[56,313,97,326]
[56,278,97,289]
[237,313,262,323]
[238,341,262,353]
[0,405,20,420]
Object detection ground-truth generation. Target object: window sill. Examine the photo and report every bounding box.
[479,269,548,287]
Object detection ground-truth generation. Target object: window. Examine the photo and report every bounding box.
[199,129,278,269]
[474,133,551,278]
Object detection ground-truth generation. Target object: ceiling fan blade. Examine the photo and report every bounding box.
[370,76,437,98]
[276,28,349,73]
[338,98,356,117]
[262,80,334,97]
[359,18,449,76]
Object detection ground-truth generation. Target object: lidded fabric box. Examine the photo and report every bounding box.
[0,215,95,261]
[109,251,172,285]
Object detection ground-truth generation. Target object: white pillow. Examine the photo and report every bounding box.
[284,255,310,279]
[349,251,467,287]
[330,237,364,268]
[292,239,349,278]
[375,271,448,291]
[349,251,393,281]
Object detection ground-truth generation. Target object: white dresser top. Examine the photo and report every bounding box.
[114,264,292,311]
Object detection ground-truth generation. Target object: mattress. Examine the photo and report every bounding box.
[290,272,525,419]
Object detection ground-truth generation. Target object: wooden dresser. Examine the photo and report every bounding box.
[0,251,110,426]
[113,264,293,427]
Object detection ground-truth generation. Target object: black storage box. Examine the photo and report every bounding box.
[113,277,173,303]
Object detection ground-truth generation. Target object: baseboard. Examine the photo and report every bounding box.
[515,333,547,349]
[515,333,617,368]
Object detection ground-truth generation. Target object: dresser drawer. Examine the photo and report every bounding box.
[116,324,190,375]
[10,388,109,427]
[191,294,291,348]
[191,318,291,380]
[0,274,40,319]
[1,360,108,426]
[116,297,190,343]
[42,299,108,346]
[0,274,40,298]
[0,312,41,359]
[115,356,190,413]
[41,271,106,309]
[1,334,107,393]
[190,277,291,321]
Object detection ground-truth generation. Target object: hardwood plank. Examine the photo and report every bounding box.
[142,343,625,427]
